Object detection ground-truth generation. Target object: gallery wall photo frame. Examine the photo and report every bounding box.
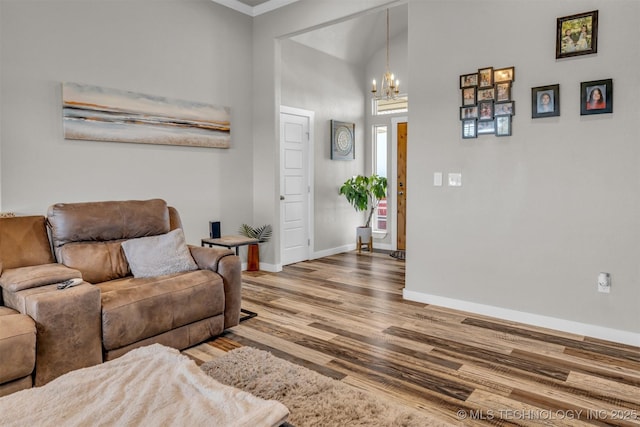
[462,119,477,139]
[495,116,512,137]
[494,67,515,83]
[458,65,515,140]
[478,67,494,88]
[556,10,598,59]
[330,120,355,160]
[581,79,612,115]
[531,84,560,118]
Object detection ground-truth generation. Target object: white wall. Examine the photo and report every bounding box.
[407,0,640,343]
[0,0,254,245]
[281,39,366,254]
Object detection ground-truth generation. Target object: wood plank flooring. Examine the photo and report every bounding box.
[184,251,640,426]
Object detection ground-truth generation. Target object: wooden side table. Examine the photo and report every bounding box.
[201,235,259,255]
[201,235,260,322]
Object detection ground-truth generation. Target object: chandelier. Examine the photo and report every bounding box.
[371,9,399,100]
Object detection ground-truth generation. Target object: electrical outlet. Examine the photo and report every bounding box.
[597,272,611,293]
[448,173,462,187]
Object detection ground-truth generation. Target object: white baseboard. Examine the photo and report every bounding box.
[403,289,640,347]
[312,244,355,260]
[241,262,280,272]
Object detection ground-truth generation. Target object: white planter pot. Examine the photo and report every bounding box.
[356,226,372,241]
[356,226,372,252]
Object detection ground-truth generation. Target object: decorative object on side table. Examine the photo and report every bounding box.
[330,120,355,160]
[580,79,612,115]
[556,10,598,59]
[339,174,387,253]
[238,224,272,271]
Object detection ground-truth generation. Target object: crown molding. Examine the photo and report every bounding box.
[211,0,299,17]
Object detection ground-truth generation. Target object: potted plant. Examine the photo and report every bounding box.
[339,174,387,249]
[238,224,272,271]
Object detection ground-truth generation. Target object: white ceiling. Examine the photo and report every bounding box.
[210,0,408,66]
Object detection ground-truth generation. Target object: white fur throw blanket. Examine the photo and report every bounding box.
[0,344,289,427]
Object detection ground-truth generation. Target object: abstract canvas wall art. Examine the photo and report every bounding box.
[63,82,231,148]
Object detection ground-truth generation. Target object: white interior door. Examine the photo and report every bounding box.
[280,107,313,266]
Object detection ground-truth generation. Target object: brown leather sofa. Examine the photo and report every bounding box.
[0,199,241,388]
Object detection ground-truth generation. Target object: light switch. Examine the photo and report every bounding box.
[448,173,462,187]
[433,172,443,186]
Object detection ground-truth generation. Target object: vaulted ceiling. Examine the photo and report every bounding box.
[210,0,408,66]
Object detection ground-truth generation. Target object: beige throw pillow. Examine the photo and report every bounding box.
[121,229,198,278]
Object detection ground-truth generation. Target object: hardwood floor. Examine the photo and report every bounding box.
[184,251,640,426]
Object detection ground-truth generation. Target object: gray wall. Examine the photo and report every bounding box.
[0,0,254,245]
[251,0,391,266]
[407,0,640,338]
[280,39,366,254]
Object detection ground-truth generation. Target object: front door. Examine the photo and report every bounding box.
[280,108,312,266]
[397,122,407,251]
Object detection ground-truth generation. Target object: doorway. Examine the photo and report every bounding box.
[396,121,407,251]
[279,106,314,266]
[391,117,408,252]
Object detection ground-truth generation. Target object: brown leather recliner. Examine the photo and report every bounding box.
[0,304,36,397]
[0,215,64,393]
[0,199,242,389]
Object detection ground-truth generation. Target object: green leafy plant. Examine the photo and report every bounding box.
[238,224,272,242]
[339,174,388,228]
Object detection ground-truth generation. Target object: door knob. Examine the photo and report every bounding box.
[280,195,285,200]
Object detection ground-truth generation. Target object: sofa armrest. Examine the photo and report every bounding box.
[188,245,234,271]
[0,264,82,293]
[188,246,241,329]
[217,255,242,328]
[6,283,103,386]
[0,312,36,386]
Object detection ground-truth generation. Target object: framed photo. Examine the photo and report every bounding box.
[460,73,478,88]
[581,79,612,115]
[495,82,511,102]
[462,87,476,106]
[462,119,477,139]
[494,101,515,116]
[494,67,515,83]
[460,106,478,120]
[478,67,494,88]
[477,120,495,135]
[478,100,494,121]
[477,88,495,101]
[495,116,512,137]
[556,10,598,59]
[531,84,560,118]
[330,120,355,160]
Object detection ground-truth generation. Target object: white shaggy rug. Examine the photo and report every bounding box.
[202,346,445,427]
[0,344,288,427]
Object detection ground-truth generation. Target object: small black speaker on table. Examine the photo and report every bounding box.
[209,221,221,238]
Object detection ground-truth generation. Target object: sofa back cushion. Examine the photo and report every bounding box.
[48,199,170,247]
[0,216,55,270]
[47,199,171,283]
